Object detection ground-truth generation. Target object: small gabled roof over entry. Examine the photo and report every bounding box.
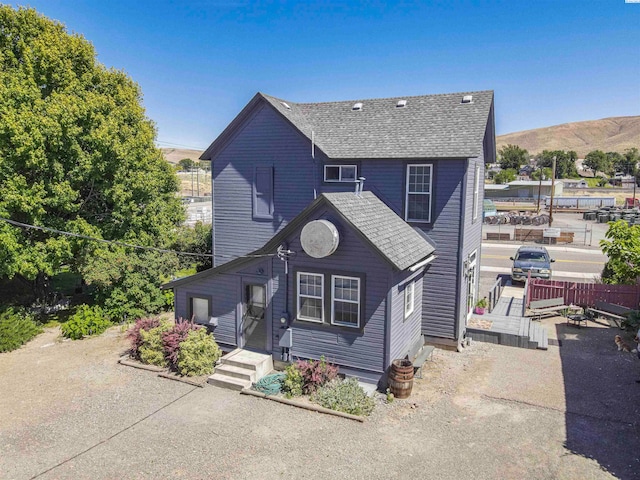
[201,90,494,161]
[162,192,435,290]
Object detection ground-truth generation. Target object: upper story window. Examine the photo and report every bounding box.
[253,166,274,219]
[405,164,433,223]
[324,165,357,183]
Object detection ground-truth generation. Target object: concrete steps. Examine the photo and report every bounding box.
[208,349,273,391]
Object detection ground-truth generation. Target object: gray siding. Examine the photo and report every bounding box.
[389,270,424,362]
[174,258,273,349]
[174,274,239,348]
[211,104,320,266]
[274,206,391,375]
[345,159,466,340]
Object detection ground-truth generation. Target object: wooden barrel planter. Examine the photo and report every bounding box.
[388,359,414,399]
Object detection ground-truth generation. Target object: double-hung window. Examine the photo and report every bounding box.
[404,281,415,319]
[297,272,324,323]
[324,165,357,182]
[331,275,360,328]
[405,164,433,222]
[296,272,362,329]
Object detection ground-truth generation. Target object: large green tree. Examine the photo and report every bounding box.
[583,150,610,176]
[536,150,579,179]
[498,144,528,170]
[600,221,640,285]
[0,7,184,308]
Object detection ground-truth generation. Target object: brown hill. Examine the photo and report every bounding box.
[160,148,203,165]
[496,116,640,157]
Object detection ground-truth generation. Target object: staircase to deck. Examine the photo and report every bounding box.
[208,349,273,391]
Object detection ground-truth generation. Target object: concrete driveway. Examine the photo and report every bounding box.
[1,321,638,480]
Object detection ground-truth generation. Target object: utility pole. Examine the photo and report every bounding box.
[197,163,200,196]
[536,166,543,214]
[549,155,557,226]
[191,166,194,197]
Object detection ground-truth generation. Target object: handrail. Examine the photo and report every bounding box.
[488,277,503,313]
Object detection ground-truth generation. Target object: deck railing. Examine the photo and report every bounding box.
[488,277,504,313]
[527,279,640,309]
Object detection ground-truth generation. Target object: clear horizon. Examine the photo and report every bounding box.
[9,1,640,150]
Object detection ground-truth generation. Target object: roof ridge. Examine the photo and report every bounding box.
[260,90,493,107]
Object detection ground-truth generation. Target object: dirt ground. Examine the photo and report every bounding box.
[2,319,639,480]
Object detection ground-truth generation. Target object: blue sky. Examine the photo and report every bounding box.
[11,0,640,150]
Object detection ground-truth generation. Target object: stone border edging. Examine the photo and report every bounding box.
[158,372,205,387]
[118,355,165,372]
[240,388,365,423]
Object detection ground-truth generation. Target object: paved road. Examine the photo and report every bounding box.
[478,242,607,297]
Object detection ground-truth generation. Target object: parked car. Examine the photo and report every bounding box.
[510,246,555,283]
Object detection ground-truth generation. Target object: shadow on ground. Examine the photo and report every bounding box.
[558,321,640,479]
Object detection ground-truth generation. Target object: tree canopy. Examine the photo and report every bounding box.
[0,6,184,311]
[600,221,640,285]
[583,150,610,176]
[498,144,528,171]
[535,150,579,179]
[493,168,517,185]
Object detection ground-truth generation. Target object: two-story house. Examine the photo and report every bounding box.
[164,90,495,385]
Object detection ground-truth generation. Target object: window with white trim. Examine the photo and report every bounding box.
[404,281,415,319]
[297,272,324,323]
[405,164,433,222]
[331,275,360,328]
[189,296,211,323]
[324,165,357,182]
[473,164,481,221]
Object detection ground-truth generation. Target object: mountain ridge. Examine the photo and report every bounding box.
[496,116,640,157]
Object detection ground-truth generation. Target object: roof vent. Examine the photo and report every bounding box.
[352,102,363,111]
[396,100,407,108]
[280,101,291,110]
[300,220,340,258]
[461,95,473,104]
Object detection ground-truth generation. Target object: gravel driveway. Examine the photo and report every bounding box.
[1,320,639,480]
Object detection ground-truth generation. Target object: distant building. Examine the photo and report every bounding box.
[564,179,588,188]
[484,180,563,200]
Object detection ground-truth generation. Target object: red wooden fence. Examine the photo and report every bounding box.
[527,279,640,309]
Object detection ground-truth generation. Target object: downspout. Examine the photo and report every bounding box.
[312,130,317,199]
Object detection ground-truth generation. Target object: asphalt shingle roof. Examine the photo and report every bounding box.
[322,191,435,271]
[261,90,493,159]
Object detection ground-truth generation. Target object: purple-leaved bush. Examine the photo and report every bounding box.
[296,356,339,394]
[162,319,201,369]
[127,317,161,359]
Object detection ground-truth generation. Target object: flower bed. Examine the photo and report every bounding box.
[250,356,375,419]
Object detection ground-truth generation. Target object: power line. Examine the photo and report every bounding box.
[157,140,207,150]
[0,217,275,259]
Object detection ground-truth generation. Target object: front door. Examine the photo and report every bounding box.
[242,284,267,351]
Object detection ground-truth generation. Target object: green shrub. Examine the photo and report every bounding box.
[622,310,640,332]
[138,322,171,367]
[176,328,221,376]
[0,308,42,353]
[282,363,304,398]
[296,356,339,394]
[311,378,375,416]
[60,305,112,340]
